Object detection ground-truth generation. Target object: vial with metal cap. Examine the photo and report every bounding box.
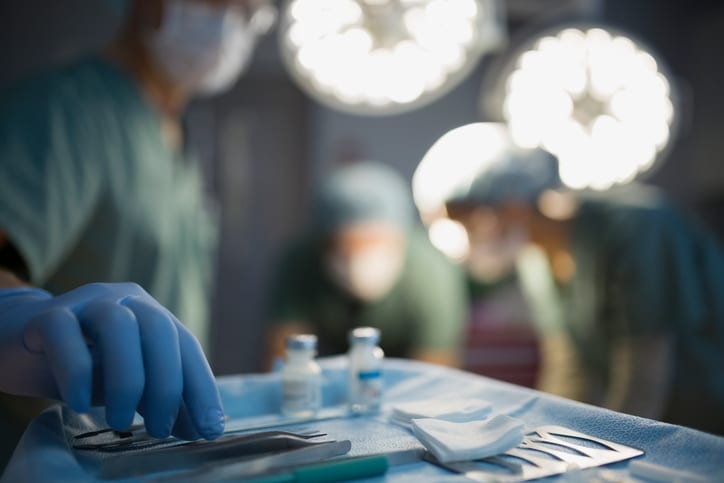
[281,334,322,418]
[347,327,384,414]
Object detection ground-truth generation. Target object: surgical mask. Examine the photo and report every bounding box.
[147,1,256,95]
[466,224,528,282]
[326,247,405,302]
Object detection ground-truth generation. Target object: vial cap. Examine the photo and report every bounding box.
[286,334,318,350]
[349,327,380,345]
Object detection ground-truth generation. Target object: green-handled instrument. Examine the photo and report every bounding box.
[244,447,426,483]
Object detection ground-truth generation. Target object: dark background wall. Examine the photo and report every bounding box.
[2,0,723,374]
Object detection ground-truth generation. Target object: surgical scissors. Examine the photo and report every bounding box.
[73,424,325,452]
[95,431,341,479]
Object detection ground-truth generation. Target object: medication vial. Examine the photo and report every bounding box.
[347,327,384,414]
[281,334,322,418]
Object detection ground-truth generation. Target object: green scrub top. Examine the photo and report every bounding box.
[0,56,218,348]
[268,229,468,358]
[518,185,724,432]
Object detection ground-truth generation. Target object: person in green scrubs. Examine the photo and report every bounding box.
[445,148,724,435]
[0,0,270,468]
[266,161,468,368]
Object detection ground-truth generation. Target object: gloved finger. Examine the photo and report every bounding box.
[24,308,92,413]
[123,296,183,439]
[177,326,225,440]
[78,301,145,430]
[170,401,204,441]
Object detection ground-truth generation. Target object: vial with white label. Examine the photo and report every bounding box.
[281,334,322,418]
[347,327,384,414]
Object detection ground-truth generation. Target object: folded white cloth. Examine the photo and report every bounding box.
[412,414,525,463]
[389,398,493,427]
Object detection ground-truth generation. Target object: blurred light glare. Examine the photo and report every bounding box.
[497,25,678,189]
[280,0,504,115]
[412,122,513,220]
[428,218,470,261]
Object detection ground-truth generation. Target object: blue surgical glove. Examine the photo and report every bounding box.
[0,283,224,440]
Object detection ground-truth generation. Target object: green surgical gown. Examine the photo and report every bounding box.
[0,56,218,347]
[518,185,724,433]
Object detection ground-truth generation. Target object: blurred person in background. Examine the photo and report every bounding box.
[461,263,541,389]
[265,161,468,368]
[0,0,273,467]
[444,148,724,435]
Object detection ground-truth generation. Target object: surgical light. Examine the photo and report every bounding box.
[279,0,505,115]
[486,25,678,190]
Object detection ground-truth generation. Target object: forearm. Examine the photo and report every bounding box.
[0,231,30,283]
[604,334,674,419]
[537,331,592,402]
[410,349,461,368]
[0,268,27,289]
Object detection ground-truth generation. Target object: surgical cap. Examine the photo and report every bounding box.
[311,161,415,234]
[451,148,561,206]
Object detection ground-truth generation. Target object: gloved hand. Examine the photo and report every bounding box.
[0,282,224,440]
